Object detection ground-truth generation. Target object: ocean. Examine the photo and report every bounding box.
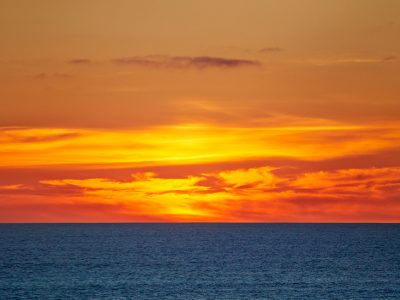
[0,224,399,299]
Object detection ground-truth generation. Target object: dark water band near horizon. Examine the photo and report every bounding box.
[1,224,399,299]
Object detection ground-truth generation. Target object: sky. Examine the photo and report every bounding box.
[1,0,400,222]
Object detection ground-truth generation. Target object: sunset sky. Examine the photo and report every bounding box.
[1,0,400,222]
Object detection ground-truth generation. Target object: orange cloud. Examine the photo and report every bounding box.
[216,167,279,188]
[1,120,400,222]
[30,165,400,222]
[1,122,399,168]
[1,0,400,224]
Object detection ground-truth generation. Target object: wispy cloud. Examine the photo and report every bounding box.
[68,58,93,65]
[30,73,73,80]
[382,55,397,61]
[1,123,399,168]
[259,47,284,53]
[294,56,398,66]
[111,55,261,69]
[8,132,80,143]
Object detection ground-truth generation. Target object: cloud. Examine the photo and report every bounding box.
[294,56,398,66]
[259,47,284,53]
[68,58,92,65]
[112,55,261,69]
[1,123,399,168]
[382,55,397,61]
[1,128,81,144]
[292,167,400,195]
[31,73,73,80]
[12,133,80,143]
[0,182,82,197]
[42,172,207,195]
[213,166,281,189]
[37,166,400,222]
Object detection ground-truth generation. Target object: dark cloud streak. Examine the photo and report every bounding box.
[111,55,261,69]
[259,47,284,53]
[68,58,92,65]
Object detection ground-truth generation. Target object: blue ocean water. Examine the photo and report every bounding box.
[0,224,399,299]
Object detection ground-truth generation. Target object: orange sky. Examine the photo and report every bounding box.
[1,0,400,222]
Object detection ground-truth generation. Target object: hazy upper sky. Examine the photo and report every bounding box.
[1,1,399,222]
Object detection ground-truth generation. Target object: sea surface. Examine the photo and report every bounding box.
[0,224,399,299]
